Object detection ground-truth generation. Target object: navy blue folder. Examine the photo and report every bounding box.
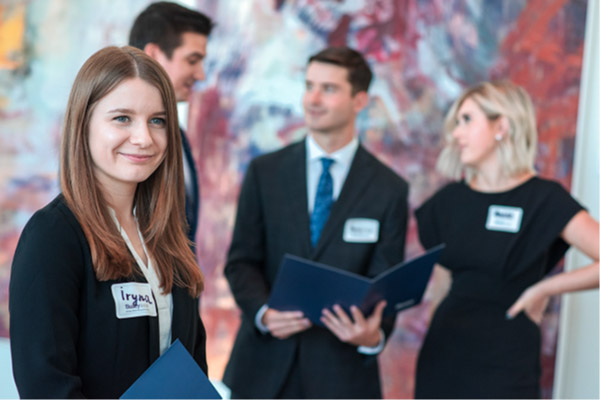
[120,339,222,399]
[268,244,444,325]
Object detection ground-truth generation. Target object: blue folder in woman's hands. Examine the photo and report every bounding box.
[268,244,444,325]
[121,339,221,399]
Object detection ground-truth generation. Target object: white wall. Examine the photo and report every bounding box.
[553,0,600,398]
[0,338,18,398]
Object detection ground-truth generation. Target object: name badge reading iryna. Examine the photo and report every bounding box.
[111,282,157,319]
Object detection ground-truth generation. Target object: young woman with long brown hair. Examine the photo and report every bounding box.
[9,46,206,398]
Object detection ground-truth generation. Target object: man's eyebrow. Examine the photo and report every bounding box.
[187,52,205,59]
[304,79,339,86]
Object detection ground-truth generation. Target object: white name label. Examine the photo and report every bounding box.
[485,205,523,233]
[343,218,380,243]
[111,282,157,319]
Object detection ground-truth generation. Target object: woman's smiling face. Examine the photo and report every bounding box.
[88,77,168,194]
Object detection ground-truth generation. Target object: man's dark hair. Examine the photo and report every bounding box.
[129,1,214,58]
[308,46,373,94]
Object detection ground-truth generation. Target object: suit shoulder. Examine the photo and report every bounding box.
[28,195,81,231]
[250,140,304,169]
[11,195,88,295]
[361,147,408,189]
[17,195,86,254]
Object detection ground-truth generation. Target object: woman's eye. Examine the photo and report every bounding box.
[150,117,166,127]
[114,115,130,123]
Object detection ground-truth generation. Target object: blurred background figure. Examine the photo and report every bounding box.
[223,46,408,399]
[129,1,214,250]
[414,80,599,399]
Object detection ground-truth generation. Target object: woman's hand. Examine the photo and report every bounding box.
[506,283,549,324]
[508,211,599,325]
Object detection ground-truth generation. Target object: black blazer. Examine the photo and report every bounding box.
[181,128,200,246]
[9,195,207,399]
[223,139,409,398]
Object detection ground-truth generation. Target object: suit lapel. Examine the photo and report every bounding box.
[170,286,188,344]
[148,293,160,362]
[180,128,200,240]
[148,286,192,362]
[312,145,375,258]
[284,140,312,257]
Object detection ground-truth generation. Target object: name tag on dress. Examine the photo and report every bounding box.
[343,218,380,243]
[485,205,523,233]
[111,282,157,319]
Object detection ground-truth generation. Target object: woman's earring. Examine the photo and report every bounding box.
[495,133,503,142]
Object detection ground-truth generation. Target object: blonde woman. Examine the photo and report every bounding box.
[9,46,206,398]
[414,81,599,398]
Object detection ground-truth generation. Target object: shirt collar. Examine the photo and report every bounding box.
[306,134,359,168]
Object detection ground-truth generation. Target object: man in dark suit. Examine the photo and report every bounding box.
[224,46,409,399]
[129,2,213,246]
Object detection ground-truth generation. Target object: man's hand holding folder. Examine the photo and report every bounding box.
[261,308,312,339]
[321,301,387,347]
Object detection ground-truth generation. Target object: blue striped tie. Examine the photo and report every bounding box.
[310,157,334,247]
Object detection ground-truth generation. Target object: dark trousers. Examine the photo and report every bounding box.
[230,351,304,399]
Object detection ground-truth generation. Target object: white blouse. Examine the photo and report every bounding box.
[110,209,173,355]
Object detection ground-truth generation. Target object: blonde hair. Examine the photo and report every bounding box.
[436,80,537,180]
[60,46,203,296]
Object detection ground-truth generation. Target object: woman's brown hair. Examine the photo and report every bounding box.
[60,46,203,296]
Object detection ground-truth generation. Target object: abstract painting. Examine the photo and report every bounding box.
[0,0,588,398]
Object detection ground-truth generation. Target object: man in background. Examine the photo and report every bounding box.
[129,1,213,248]
[223,46,409,398]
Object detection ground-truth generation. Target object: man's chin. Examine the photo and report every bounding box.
[308,128,334,136]
[175,89,191,102]
[306,123,332,133]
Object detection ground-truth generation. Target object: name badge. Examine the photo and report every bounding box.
[111,282,157,319]
[343,218,380,243]
[485,205,523,233]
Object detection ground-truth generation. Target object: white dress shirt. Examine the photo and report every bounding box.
[305,134,358,213]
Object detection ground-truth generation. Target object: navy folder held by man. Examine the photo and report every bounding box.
[268,244,444,325]
[121,339,221,399]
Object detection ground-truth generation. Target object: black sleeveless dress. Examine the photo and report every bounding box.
[414,177,583,399]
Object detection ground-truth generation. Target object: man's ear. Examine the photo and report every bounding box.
[353,91,369,113]
[143,42,162,59]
